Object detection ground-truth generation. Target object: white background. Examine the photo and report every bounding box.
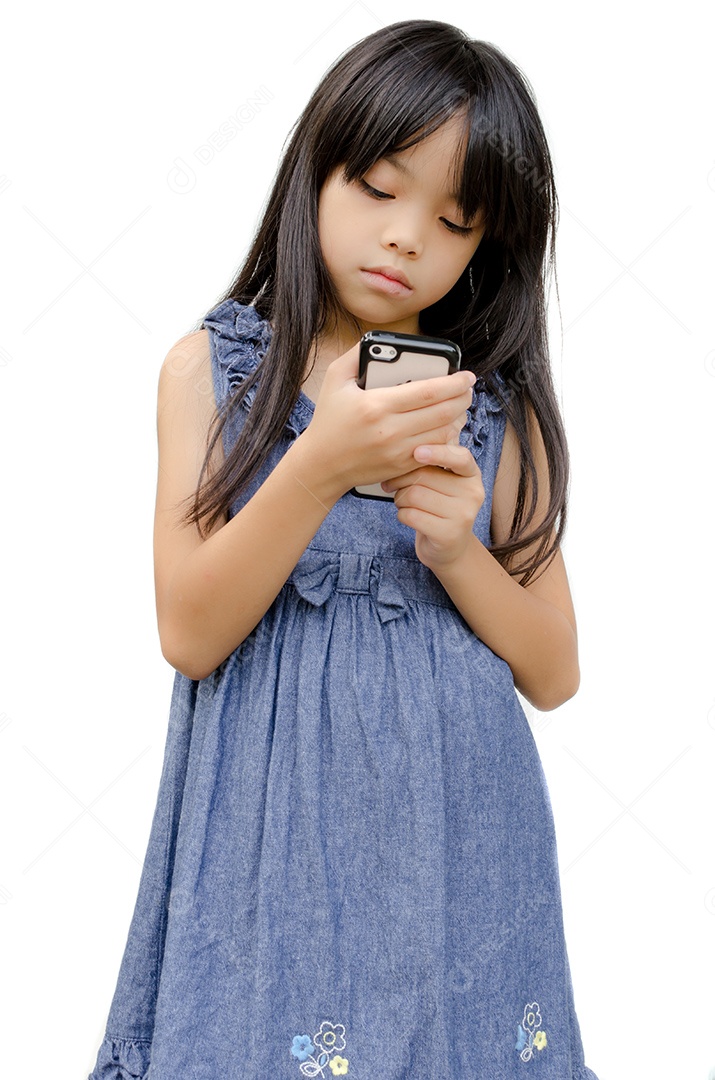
[1,1,714,1078]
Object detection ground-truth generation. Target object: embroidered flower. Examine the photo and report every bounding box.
[516,1001,547,1063]
[314,1022,346,1055]
[522,1003,542,1033]
[292,1035,315,1061]
[292,1019,349,1077]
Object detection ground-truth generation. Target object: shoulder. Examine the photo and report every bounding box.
[157,330,216,417]
[156,330,224,486]
[159,329,211,387]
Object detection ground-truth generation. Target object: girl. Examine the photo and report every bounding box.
[89,19,598,1080]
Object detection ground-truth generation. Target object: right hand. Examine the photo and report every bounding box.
[299,342,476,497]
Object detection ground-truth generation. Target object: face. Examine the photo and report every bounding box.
[317,112,486,341]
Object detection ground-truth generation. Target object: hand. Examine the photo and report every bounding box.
[381,442,485,572]
[301,344,476,499]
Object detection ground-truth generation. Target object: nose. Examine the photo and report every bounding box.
[381,210,423,258]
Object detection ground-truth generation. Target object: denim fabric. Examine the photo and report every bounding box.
[88,300,599,1079]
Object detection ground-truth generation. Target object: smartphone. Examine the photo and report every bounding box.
[351,330,462,500]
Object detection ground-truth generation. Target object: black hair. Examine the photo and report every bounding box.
[180,18,568,586]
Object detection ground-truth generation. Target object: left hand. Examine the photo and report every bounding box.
[381,442,485,572]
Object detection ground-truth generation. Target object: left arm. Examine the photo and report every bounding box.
[382,408,579,712]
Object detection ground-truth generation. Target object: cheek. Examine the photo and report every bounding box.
[317,204,339,265]
[431,248,472,291]
[318,192,355,262]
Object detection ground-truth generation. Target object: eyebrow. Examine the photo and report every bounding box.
[383,151,461,202]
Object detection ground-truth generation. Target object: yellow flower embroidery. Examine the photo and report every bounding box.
[534,1031,547,1051]
[329,1056,349,1075]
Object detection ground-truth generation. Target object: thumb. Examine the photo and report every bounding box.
[326,340,360,384]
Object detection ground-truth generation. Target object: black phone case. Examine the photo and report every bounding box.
[351,330,461,501]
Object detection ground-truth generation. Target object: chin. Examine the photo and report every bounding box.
[344,297,421,332]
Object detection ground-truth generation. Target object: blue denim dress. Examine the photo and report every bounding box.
[88,300,599,1080]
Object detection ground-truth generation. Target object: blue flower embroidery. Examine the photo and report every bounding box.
[291,1019,350,1076]
[516,1001,548,1062]
[292,1034,315,1062]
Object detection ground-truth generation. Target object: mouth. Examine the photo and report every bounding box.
[360,266,414,297]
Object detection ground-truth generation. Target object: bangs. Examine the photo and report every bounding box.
[312,54,504,233]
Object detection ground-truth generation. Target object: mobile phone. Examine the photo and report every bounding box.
[351,330,462,500]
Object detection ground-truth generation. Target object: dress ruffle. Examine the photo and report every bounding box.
[203,299,314,438]
[203,299,269,404]
[88,1034,151,1080]
[461,370,508,465]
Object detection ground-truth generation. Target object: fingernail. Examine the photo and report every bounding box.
[414,447,431,462]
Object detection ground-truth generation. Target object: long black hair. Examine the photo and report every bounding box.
[179,19,568,587]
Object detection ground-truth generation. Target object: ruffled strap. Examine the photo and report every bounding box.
[203,298,273,411]
[461,368,508,463]
[203,299,315,437]
[87,1034,151,1080]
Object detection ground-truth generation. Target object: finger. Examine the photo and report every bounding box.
[371,370,476,414]
[395,471,468,501]
[382,465,464,497]
[382,457,482,500]
[412,443,480,477]
[391,392,474,447]
[447,413,468,445]
[394,484,458,519]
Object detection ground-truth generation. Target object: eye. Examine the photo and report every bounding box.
[442,218,475,237]
[359,179,392,200]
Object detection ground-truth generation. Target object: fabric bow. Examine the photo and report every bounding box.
[288,554,409,624]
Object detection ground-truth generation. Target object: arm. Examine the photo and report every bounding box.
[432,535,579,713]
[154,331,340,681]
[383,406,579,712]
[154,331,475,681]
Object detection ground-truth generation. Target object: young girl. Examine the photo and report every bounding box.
[89,19,598,1080]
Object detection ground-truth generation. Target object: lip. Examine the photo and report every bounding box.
[361,265,413,295]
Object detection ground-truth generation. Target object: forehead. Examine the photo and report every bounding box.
[378,113,469,200]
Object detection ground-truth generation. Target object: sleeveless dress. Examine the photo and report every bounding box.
[88,300,598,1080]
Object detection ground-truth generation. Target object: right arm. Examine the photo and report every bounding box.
[154,330,476,681]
